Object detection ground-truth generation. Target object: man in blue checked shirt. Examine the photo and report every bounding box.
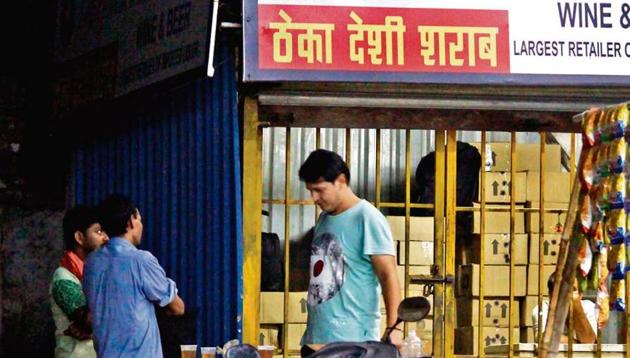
[84,195,185,357]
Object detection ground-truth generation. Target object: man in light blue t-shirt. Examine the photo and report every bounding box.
[298,149,402,357]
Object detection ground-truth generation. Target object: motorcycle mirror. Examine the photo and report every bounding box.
[398,296,431,322]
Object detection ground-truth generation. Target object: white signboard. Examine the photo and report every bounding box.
[245,0,630,84]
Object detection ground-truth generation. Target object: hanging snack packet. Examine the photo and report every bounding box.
[610,278,626,312]
[612,103,629,140]
[609,175,626,209]
[582,147,597,191]
[607,243,624,274]
[604,108,617,144]
[610,139,627,174]
[598,286,610,328]
[581,195,592,234]
[606,209,626,245]
[597,145,611,181]
[598,176,611,213]
[583,108,601,147]
[609,244,626,280]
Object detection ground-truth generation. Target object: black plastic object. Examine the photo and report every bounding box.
[307,296,430,358]
[307,341,399,358]
[225,344,261,358]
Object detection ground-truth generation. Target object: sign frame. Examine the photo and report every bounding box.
[243,0,630,86]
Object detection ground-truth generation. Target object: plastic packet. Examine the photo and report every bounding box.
[597,145,611,180]
[610,139,627,174]
[612,104,629,140]
[610,175,626,209]
[598,176,611,213]
[582,147,597,191]
[607,243,625,274]
[580,195,592,233]
[598,287,610,328]
[607,209,626,245]
[583,108,601,147]
[604,109,617,144]
[610,279,626,312]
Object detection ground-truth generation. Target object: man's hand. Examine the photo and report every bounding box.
[64,322,92,341]
[384,327,404,350]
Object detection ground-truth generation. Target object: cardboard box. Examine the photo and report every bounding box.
[387,216,434,242]
[261,292,284,324]
[455,326,520,355]
[259,324,281,348]
[520,327,536,343]
[526,202,568,233]
[287,292,308,323]
[520,296,546,327]
[456,264,527,297]
[478,172,527,203]
[396,265,431,291]
[287,324,307,351]
[456,297,520,327]
[397,241,434,266]
[471,143,562,173]
[527,265,557,296]
[528,234,561,265]
[526,172,571,203]
[463,233,528,265]
[473,204,525,234]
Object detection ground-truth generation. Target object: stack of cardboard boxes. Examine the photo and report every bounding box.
[259,291,308,356]
[454,142,569,353]
[521,153,570,344]
[257,142,570,356]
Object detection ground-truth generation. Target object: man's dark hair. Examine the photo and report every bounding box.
[97,194,137,238]
[63,205,98,251]
[547,274,555,294]
[298,149,350,183]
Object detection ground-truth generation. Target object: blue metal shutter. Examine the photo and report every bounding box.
[70,42,242,348]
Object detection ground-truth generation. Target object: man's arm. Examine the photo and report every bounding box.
[372,255,402,347]
[165,294,185,316]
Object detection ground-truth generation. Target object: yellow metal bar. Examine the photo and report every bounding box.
[566,132,574,358]
[346,128,351,167]
[242,97,263,345]
[626,272,630,358]
[509,132,516,358]
[404,129,412,301]
[261,199,436,209]
[433,131,446,358]
[283,128,292,358]
[316,128,322,221]
[478,132,487,358]
[375,129,382,209]
[445,130,457,358]
[538,133,546,349]
[568,299,574,357]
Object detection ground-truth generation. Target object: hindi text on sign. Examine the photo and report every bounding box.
[269,10,335,64]
[419,26,499,67]
[347,11,406,66]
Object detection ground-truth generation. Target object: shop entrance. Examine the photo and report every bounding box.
[242,94,583,357]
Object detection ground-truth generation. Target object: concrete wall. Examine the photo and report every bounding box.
[0,208,63,357]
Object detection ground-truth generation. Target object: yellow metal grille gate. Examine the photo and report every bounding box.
[244,97,584,358]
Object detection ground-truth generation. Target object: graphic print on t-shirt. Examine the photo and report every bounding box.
[308,233,345,306]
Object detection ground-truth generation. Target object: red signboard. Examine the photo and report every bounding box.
[257,4,510,74]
